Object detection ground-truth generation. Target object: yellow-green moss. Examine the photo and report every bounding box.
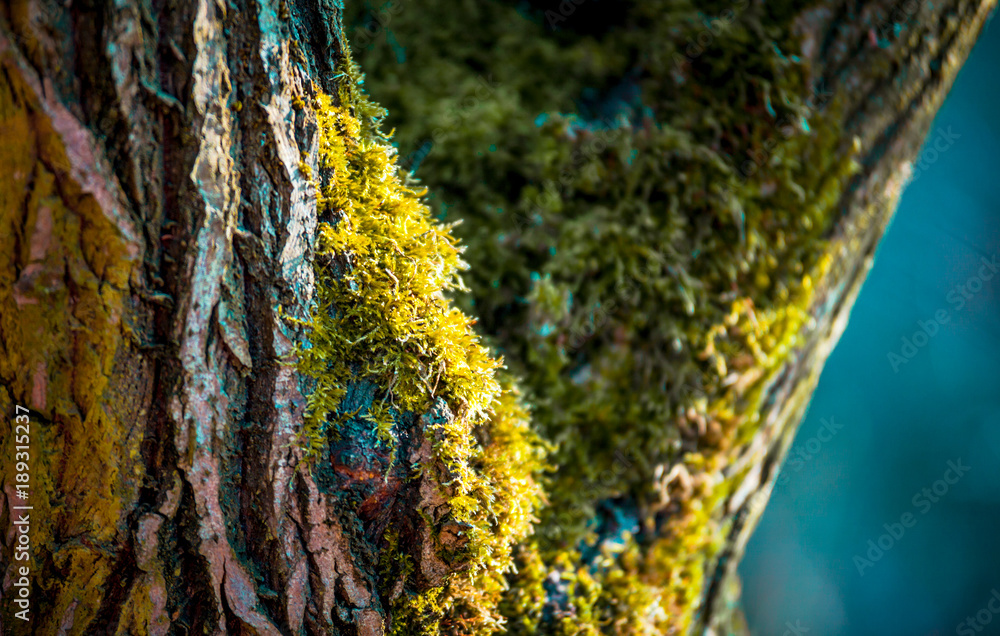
[291,43,548,633]
[343,0,865,632]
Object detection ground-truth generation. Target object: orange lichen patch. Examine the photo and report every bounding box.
[332,463,390,482]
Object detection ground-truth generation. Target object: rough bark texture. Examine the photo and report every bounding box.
[0,1,994,636]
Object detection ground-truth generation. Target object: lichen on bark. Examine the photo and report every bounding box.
[0,24,149,633]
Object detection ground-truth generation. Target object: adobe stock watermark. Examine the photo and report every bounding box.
[735,81,834,181]
[957,588,1000,635]
[351,0,408,50]
[562,274,644,353]
[527,251,671,356]
[508,118,627,237]
[906,126,961,184]
[781,620,811,636]
[543,0,593,30]
[547,447,639,536]
[776,417,842,486]
[10,404,33,621]
[853,458,971,576]
[871,0,921,44]
[671,0,750,67]
[887,252,998,372]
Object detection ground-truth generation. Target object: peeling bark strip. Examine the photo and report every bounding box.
[167,0,283,632]
[0,1,993,636]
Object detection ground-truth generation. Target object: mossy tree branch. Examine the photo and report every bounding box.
[0,0,994,635]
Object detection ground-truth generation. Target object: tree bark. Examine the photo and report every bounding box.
[0,1,994,636]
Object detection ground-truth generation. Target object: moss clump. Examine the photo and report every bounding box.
[297,84,502,462]
[292,43,547,633]
[405,376,550,634]
[344,0,862,632]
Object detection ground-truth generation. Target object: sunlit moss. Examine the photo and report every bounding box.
[292,42,548,634]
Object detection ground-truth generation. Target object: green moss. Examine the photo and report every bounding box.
[292,40,547,633]
[343,0,863,632]
[295,79,501,461]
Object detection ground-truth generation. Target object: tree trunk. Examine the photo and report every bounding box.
[0,1,993,636]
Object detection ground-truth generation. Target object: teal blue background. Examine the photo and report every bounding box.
[740,16,1000,636]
